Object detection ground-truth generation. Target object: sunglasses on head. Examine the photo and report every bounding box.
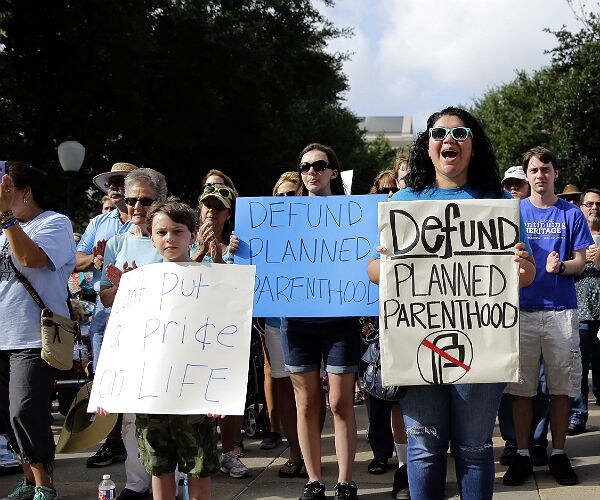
[298,159,331,174]
[377,186,400,195]
[203,184,233,200]
[276,190,296,196]
[429,126,473,142]
[124,197,155,207]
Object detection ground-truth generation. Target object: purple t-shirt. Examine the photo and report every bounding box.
[520,197,593,310]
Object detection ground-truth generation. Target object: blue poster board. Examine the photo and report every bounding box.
[234,194,385,317]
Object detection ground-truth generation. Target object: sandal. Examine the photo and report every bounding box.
[368,457,388,475]
[298,461,308,479]
[278,459,304,478]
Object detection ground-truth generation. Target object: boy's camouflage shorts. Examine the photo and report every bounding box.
[135,413,219,477]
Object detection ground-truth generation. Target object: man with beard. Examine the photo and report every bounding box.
[74,163,137,471]
[568,188,600,435]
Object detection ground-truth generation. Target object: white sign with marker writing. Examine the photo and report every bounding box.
[88,262,256,415]
[378,199,521,385]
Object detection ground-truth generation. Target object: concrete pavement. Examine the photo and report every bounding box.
[1,394,599,499]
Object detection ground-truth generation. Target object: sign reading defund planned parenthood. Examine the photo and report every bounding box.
[378,199,521,386]
[87,262,256,415]
[234,195,385,317]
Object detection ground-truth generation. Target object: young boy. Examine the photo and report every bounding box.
[138,197,220,500]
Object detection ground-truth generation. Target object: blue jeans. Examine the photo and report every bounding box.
[498,361,550,448]
[570,320,600,425]
[89,297,111,369]
[401,383,505,500]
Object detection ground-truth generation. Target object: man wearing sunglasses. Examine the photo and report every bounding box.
[74,163,138,472]
[504,147,593,488]
[568,188,600,437]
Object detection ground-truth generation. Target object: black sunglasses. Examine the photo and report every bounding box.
[275,190,296,197]
[298,159,331,174]
[124,197,155,207]
[377,186,399,195]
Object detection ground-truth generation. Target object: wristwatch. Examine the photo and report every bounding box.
[556,261,566,274]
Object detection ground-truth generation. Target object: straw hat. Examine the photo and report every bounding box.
[92,163,138,193]
[55,382,117,453]
[558,184,582,198]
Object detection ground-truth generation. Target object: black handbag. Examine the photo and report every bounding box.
[360,316,405,401]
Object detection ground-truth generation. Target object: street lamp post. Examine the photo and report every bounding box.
[57,140,85,219]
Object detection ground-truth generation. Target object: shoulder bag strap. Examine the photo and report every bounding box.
[8,256,47,310]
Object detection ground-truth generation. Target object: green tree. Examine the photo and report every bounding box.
[0,0,379,226]
[471,3,600,188]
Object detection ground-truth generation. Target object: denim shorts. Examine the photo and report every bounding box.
[135,413,219,477]
[281,318,361,374]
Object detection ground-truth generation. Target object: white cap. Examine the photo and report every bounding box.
[103,474,111,479]
[502,166,526,183]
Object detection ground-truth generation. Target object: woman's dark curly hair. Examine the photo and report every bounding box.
[405,107,502,197]
[296,143,346,196]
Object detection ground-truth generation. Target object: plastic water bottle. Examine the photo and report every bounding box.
[182,474,189,500]
[98,474,116,499]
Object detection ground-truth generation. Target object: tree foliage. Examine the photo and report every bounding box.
[0,0,389,226]
[471,2,600,189]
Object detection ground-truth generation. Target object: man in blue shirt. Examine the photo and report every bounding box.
[504,147,593,487]
[75,162,137,471]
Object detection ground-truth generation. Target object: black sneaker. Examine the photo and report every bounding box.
[392,465,410,499]
[529,445,548,467]
[86,440,127,468]
[299,481,326,500]
[548,453,578,485]
[334,481,358,500]
[502,454,533,486]
[499,445,517,466]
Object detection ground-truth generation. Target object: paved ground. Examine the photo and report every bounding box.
[1,393,599,499]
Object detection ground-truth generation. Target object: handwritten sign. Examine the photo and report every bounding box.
[87,262,256,415]
[378,199,521,385]
[234,195,384,316]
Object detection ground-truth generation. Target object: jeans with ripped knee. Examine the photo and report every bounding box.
[400,383,505,500]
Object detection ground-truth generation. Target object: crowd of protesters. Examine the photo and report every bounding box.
[1,106,600,500]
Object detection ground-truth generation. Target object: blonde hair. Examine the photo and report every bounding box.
[272,171,300,195]
[369,169,396,194]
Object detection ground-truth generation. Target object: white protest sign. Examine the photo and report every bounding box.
[88,262,256,415]
[378,199,520,385]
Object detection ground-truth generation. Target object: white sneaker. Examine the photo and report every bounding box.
[220,451,249,478]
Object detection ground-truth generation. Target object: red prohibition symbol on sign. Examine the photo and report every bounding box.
[417,330,473,384]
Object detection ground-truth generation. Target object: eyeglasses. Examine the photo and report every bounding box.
[276,190,296,196]
[203,184,233,200]
[377,186,399,195]
[582,201,600,209]
[298,160,331,174]
[107,176,125,187]
[503,179,527,188]
[124,197,155,207]
[429,127,473,142]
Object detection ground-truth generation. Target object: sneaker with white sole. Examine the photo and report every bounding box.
[2,478,35,500]
[219,451,249,478]
[32,486,58,500]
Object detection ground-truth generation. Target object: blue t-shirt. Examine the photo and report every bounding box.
[100,232,163,288]
[520,197,593,310]
[0,211,76,349]
[371,185,532,258]
[77,209,131,288]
